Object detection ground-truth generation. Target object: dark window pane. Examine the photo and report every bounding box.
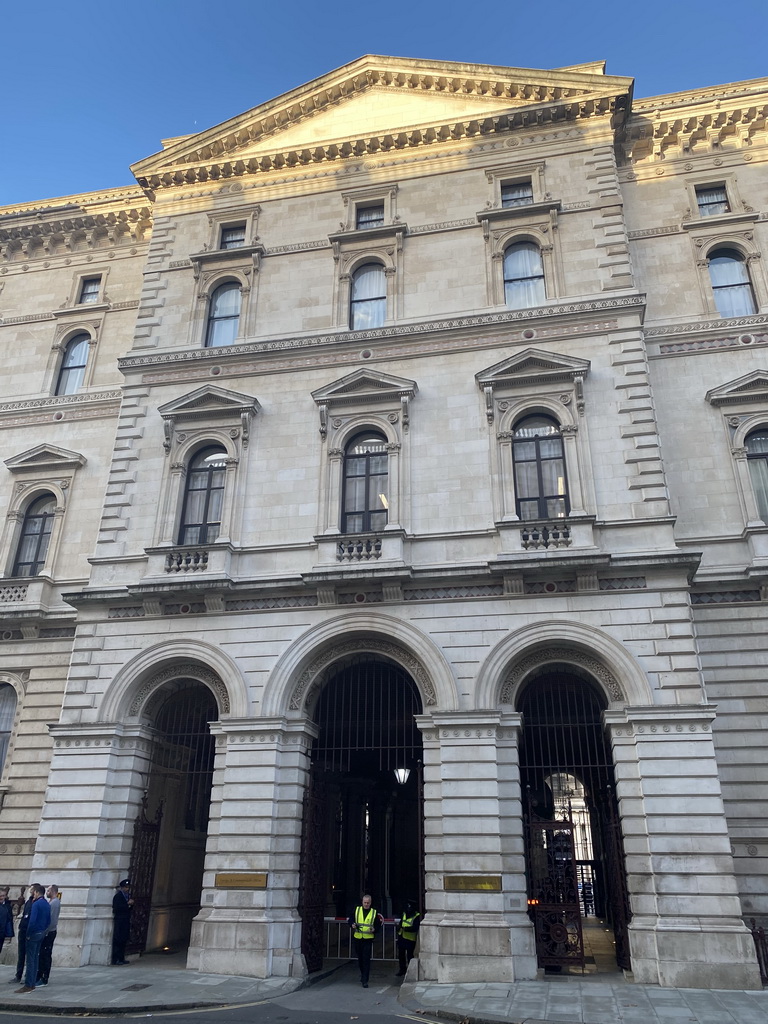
[512,416,570,519]
[220,225,246,249]
[501,181,534,207]
[696,186,730,217]
[206,283,241,347]
[708,250,756,317]
[350,264,386,329]
[13,495,56,576]
[79,277,101,303]
[356,205,385,228]
[342,432,389,533]
[179,447,227,545]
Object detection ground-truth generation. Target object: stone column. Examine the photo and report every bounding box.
[606,704,761,989]
[32,723,155,966]
[416,712,536,983]
[187,717,316,979]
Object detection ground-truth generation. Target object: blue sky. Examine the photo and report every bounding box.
[3,0,766,206]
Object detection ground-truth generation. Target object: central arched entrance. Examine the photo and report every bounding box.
[299,654,424,972]
[131,680,218,955]
[517,668,631,975]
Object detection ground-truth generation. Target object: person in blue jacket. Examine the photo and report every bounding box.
[16,884,50,993]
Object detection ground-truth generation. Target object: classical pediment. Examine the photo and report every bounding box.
[132,56,633,191]
[158,385,261,421]
[706,371,768,407]
[312,368,418,407]
[476,348,591,390]
[5,444,86,473]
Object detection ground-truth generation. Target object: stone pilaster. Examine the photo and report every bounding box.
[416,712,535,983]
[187,718,316,979]
[32,723,155,967]
[606,704,761,989]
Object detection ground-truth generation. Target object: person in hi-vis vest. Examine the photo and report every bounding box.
[396,898,421,976]
[348,893,382,987]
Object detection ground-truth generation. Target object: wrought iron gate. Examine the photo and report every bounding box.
[525,806,585,970]
[127,795,163,955]
[299,769,329,973]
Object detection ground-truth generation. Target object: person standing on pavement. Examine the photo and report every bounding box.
[395,898,420,976]
[348,893,382,988]
[111,879,133,965]
[37,884,60,986]
[0,888,14,956]
[9,888,34,986]
[16,884,50,993]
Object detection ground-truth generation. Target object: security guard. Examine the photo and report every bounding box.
[348,893,382,987]
[396,898,420,976]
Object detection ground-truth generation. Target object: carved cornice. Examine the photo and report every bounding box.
[119,294,646,373]
[0,203,152,262]
[132,55,631,193]
[622,87,768,164]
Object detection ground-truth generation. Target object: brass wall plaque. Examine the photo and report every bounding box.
[443,875,502,892]
[215,872,268,890]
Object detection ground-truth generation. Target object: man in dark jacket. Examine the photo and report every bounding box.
[111,879,134,965]
[0,887,14,956]
[8,889,33,986]
[16,884,50,993]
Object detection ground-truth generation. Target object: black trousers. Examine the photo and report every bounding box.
[353,938,373,983]
[38,930,56,982]
[112,917,130,964]
[15,926,28,981]
[397,936,416,973]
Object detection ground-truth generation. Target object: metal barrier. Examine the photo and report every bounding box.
[324,918,398,961]
[749,918,768,985]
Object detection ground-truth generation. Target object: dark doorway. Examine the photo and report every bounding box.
[138,681,218,952]
[518,669,631,973]
[299,655,424,972]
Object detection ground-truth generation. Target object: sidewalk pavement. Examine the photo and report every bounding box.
[0,953,765,1022]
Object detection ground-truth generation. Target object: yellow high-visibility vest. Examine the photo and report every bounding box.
[398,912,420,942]
[354,906,377,940]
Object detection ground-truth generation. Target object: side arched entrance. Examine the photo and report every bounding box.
[299,653,424,972]
[129,679,219,954]
[517,667,630,974]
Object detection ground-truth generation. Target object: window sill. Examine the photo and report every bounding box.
[328,223,407,246]
[681,210,759,230]
[476,200,561,226]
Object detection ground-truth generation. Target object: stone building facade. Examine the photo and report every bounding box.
[0,56,766,989]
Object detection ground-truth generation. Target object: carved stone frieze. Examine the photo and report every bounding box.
[499,646,624,704]
[289,638,437,712]
[130,662,231,717]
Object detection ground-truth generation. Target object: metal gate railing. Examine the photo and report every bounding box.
[324,917,398,960]
[750,919,768,984]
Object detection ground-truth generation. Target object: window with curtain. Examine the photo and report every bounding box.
[205,282,242,347]
[55,333,90,395]
[707,249,757,317]
[342,432,388,534]
[78,276,101,303]
[696,185,730,217]
[356,204,385,229]
[0,685,17,777]
[220,224,246,250]
[350,263,386,330]
[746,428,768,521]
[512,415,569,520]
[178,447,227,545]
[501,180,534,208]
[504,242,545,309]
[13,494,56,576]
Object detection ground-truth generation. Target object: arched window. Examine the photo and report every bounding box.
[55,333,89,395]
[205,282,241,347]
[178,447,227,545]
[512,415,569,520]
[350,264,386,330]
[746,428,768,521]
[342,432,388,534]
[0,685,17,777]
[13,494,56,577]
[707,249,757,317]
[504,242,545,309]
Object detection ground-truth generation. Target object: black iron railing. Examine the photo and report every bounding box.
[750,919,768,985]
